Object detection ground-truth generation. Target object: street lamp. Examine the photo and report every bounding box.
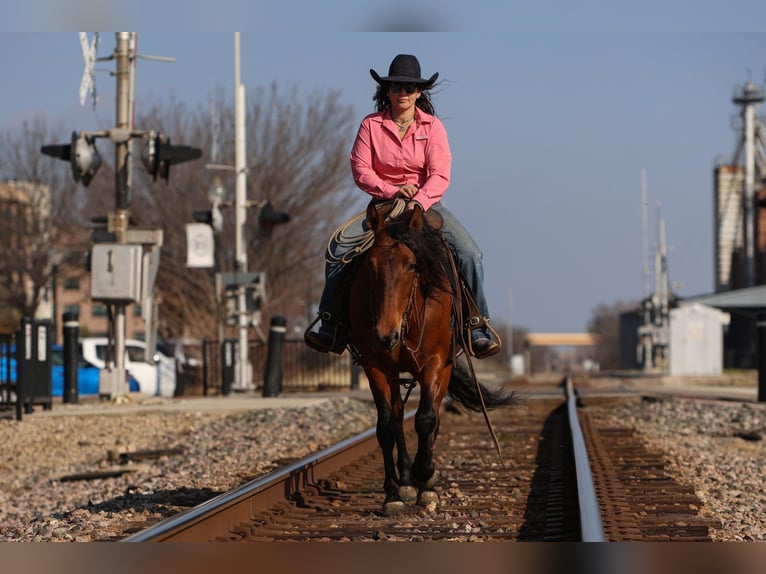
[207,177,226,234]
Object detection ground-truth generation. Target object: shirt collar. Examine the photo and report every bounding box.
[372,108,432,124]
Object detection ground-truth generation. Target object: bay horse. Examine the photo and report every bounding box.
[347,200,517,516]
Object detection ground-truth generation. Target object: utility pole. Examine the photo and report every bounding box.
[639,168,654,370]
[197,34,287,391]
[42,33,201,400]
[641,168,650,300]
[234,32,252,391]
[112,32,132,395]
[654,204,670,369]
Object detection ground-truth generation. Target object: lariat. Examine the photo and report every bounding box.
[326,198,408,265]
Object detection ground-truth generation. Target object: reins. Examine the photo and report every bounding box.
[401,275,426,354]
[442,236,506,468]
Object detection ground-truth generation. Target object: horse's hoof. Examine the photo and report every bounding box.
[398,485,418,501]
[382,500,407,516]
[416,471,438,491]
[417,490,439,506]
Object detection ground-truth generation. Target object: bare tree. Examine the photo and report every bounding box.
[587,300,638,370]
[129,84,360,341]
[0,116,92,329]
[1,84,360,342]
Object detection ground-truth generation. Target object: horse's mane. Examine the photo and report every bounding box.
[382,211,455,299]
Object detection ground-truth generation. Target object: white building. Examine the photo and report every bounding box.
[669,304,730,376]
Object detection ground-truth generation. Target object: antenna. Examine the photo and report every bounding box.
[641,168,650,299]
[655,201,667,300]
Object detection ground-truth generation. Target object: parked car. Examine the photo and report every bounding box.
[1,345,139,400]
[79,337,176,397]
[51,344,139,397]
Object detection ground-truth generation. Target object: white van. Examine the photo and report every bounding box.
[80,337,177,397]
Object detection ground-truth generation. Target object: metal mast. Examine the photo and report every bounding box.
[43,33,200,399]
[732,80,765,287]
[637,171,671,372]
[641,168,651,299]
[234,32,252,391]
[639,168,653,369]
[112,32,133,395]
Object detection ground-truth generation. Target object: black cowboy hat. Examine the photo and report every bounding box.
[370,54,438,88]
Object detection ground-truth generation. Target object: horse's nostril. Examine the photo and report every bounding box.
[375,329,400,350]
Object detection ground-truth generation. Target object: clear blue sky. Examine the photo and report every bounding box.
[1,4,765,333]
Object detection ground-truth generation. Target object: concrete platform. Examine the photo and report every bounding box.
[4,388,376,419]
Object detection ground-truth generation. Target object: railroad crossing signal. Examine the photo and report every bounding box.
[78,32,99,108]
[141,133,203,183]
[40,131,103,187]
[42,130,201,187]
[257,201,290,239]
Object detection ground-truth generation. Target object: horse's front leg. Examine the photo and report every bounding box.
[413,363,452,507]
[367,368,409,515]
[394,387,416,503]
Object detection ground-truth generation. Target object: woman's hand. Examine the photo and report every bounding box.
[397,184,419,199]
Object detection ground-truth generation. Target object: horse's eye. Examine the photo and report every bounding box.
[408,263,417,272]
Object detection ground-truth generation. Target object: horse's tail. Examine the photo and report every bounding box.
[447,356,518,412]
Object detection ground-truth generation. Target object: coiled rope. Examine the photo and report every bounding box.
[326,198,408,265]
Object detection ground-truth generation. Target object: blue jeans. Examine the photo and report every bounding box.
[318,202,490,320]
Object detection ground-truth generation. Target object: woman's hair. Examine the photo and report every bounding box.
[373,82,436,115]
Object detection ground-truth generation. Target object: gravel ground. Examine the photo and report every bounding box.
[587,394,766,542]
[1,388,764,542]
[0,396,378,542]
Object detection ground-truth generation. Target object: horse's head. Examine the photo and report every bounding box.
[363,202,424,350]
[360,201,452,352]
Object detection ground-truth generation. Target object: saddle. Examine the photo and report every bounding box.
[316,199,501,358]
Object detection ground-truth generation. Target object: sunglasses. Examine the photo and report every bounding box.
[389,82,419,94]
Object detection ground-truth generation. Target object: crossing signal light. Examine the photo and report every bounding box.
[193,206,223,233]
[41,131,102,186]
[193,210,213,225]
[258,201,290,239]
[141,133,202,183]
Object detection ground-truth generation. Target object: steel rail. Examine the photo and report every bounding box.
[565,373,605,542]
[124,410,416,542]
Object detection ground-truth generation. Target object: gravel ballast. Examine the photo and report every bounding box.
[0,396,378,542]
[586,394,766,542]
[0,389,763,542]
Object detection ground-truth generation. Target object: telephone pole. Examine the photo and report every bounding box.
[42,33,201,399]
[112,32,132,394]
[234,32,252,391]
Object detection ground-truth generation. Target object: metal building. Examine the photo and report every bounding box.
[669,304,730,376]
[714,165,745,292]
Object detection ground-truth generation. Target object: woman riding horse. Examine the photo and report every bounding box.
[305,54,501,359]
[347,199,516,515]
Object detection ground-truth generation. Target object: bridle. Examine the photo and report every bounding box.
[401,274,427,354]
[367,257,426,355]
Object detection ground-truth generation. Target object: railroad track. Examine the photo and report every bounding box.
[124,375,717,542]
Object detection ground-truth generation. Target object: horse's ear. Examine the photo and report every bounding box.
[366,201,382,232]
[409,203,424,230]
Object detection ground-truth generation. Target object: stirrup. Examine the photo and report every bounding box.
[304,314,347,354]
[464,317,502,358]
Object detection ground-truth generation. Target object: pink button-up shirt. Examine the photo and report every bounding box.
[349,108,452,212]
